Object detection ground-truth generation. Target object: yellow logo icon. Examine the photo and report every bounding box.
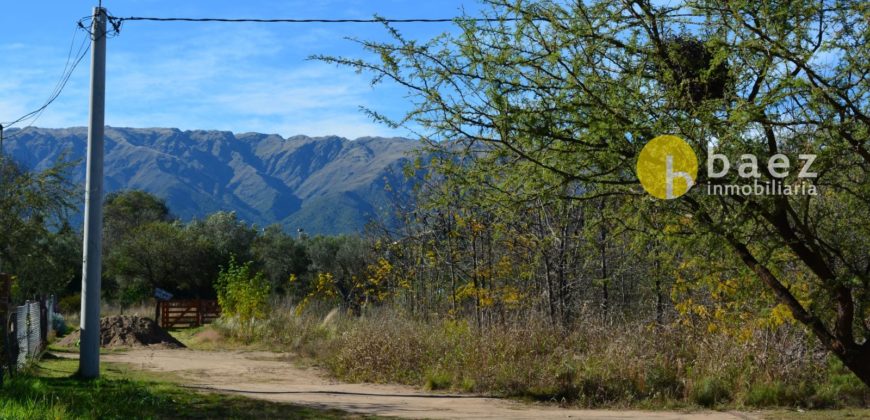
[636,135,698,199]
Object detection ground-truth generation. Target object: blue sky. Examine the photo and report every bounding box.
[0,0,483,138]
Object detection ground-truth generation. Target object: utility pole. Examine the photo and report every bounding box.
[79,6,107,379]
[0,124,4,276]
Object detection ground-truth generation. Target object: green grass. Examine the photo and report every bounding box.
[46,344,132,355]
[0,355,364,419]
[763,409,870,419]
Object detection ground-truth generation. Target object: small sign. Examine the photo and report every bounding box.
[154,288,173,301]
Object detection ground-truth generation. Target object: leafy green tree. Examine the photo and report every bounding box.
[321,0,870,384]
[103,190,172,250]
[105,207,262,300]
[215,258,270,330]
[102,190,173,302]
[251,225,309,295]
[13,222,82,299]
[305,235,371,313]
[184,211,257,296]
[0,155,77,299]
[188,212,256,262]
[107,221,188,299]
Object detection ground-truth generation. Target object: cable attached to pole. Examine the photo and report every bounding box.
[105,14,545,33]
[2,9,541,139]
[113,16,524,23]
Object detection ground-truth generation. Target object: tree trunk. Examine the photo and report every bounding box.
[727,235,870,388]
[598,204,609,319]
[471,230,481,330]
[839,349,870,388]
[542,252,556,326]
[445,212,458,315]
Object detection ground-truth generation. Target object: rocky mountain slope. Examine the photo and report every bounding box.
[4,127,419,234]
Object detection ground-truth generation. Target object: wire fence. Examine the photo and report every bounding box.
[1,278,59,379]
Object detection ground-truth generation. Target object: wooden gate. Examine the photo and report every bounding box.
[156,299,220,328]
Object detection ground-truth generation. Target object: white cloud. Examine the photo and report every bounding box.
[0,35,91,128]
[98,22,405,137]
[1,14,414,139]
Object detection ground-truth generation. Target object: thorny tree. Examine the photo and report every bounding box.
[319,0,870,385]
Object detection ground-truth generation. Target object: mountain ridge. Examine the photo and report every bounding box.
[3,127,420,234]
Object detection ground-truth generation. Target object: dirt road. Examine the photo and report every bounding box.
[87,348,755,419]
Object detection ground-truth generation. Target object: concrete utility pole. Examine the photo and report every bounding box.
[1,124,4,275]
[79,6,107,379]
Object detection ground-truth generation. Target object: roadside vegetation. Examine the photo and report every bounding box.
[208,304,870,410]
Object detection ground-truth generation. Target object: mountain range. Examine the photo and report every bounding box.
[3,127,420,235]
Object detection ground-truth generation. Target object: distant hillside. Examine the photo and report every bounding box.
[4,127,420,235]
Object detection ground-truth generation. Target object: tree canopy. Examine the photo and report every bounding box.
[0,155,78,299]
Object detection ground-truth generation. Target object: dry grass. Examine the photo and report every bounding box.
[101,302,156,318]
[215,304,870,410]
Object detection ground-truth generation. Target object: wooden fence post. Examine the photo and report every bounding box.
[197,299,204,327]
[39,299,47,343]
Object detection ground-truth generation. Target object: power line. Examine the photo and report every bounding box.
[2,11,534,143]
[3,30,87,127]
[109,15,535,25]
[2,44,90,140]
[1,12,122,142]
[1,22,92,141]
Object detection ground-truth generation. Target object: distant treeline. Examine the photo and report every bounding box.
[0,156,376,308]
[98,190,382,308]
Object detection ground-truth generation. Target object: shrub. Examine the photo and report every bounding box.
[424,371,452,390]
[744,381,815,407]
[58,294,80,314]
[692,378,731,407]
[51,313,67,335]
[214,258,270,331]
[644,364,684,400]
[809,359,870,408]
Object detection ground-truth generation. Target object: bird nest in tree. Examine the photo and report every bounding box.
[655,35,732,106]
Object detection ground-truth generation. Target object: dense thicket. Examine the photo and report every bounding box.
[97,190,369,309]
